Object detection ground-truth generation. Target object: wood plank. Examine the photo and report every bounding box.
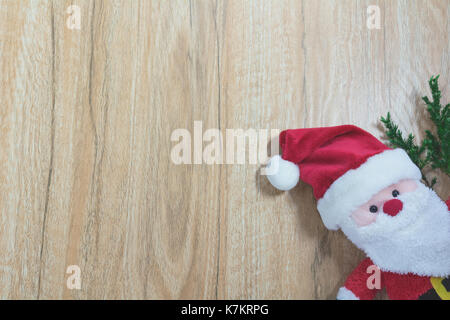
[0,0,54,299]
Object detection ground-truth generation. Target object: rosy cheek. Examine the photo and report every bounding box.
[399,180,417,193]
[351,209,377,227]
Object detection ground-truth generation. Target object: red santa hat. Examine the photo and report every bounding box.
[266,125,422,230]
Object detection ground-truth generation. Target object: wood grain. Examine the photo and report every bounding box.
[0,0,448,299]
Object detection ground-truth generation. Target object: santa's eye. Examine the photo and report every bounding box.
[369,205,378,213]
[392,189,400,197]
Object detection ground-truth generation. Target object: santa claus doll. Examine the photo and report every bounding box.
[266,125,450,300]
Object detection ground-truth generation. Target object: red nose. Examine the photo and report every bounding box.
[383,199,403,216]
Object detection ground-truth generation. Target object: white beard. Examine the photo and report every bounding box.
[340,182,450,277]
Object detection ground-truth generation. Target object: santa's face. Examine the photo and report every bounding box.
[351,179,418,226]
[341,180,450,277]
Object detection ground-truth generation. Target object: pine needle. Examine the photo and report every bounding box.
[380,75,449,189]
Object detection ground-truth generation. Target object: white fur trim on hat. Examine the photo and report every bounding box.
[266,155,300,191]
[317,148,422,230]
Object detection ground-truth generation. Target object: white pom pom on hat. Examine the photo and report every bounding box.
[266,155,300,191]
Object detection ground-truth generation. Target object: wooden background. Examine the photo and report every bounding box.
[0,0,449,299]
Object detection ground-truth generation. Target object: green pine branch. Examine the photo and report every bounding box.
[380,75,449,189]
